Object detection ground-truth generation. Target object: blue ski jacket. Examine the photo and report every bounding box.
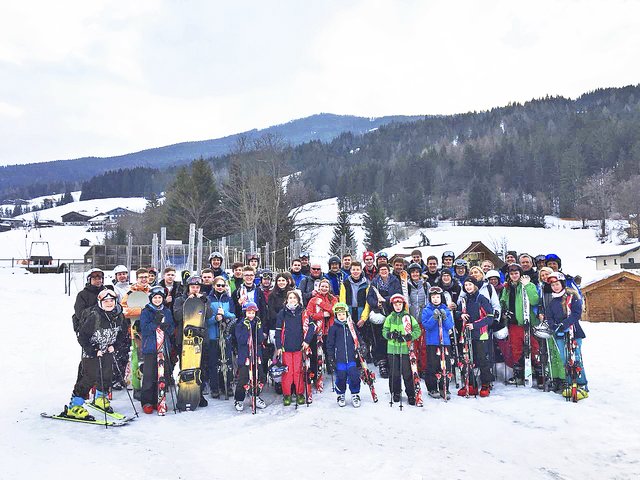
[326,318,361,364]
[275,305,315,352]
[421,303,454,346]
[140,304,175,355]
[235,317,265,366]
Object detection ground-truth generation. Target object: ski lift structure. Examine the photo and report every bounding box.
[27,241,66,273]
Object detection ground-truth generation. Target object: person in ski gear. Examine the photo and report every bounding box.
[519,254,539,284]
[535,255,547,271]
[159,267,182,315]
[435,269,461,309]
[299,251,311,276]
[326,302,363,408]
[112,265,130,302]
[139,286,175,413]
[499,263,541,385]
[421,286,454,399]
[300,262,325,306]
[259,270,273,304]
[441,251,455,276]
[73,268,109,332]
[200,268,215,296]
[453,258,469,286]
[232,266,267,321]
[147,267,158,287]
[64,289,127,420]
[289,258,305,288]
[499,251,518,282]
[173,276,210,360]
[341,253,353,278]
[545,272,588,400]
[325,256,345,295]
[234,302,267,411]
[410,249,427,274]
[406,262,428,377]
[207,277,236,399]
[485,270,504,296]
[382,294,421,405]
[363,251,377,281]
[545,254,582,299]
[461,266,501,320]
[275,291,315,406]
[391,256,407,282]
[121,268,151,318]
[229,262,244,295]
[306,278,338,336]
[208,251,229,280]
[424,256,440,285]
[456,277,495,397]
[376,251,389,268]
[339,261,370,327]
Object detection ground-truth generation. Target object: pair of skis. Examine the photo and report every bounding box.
[400,271,423,407]
[245,319,263,414]
[345,316,378,402]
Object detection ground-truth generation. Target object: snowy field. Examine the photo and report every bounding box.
[1,270,638,480]
[16,196,148,223]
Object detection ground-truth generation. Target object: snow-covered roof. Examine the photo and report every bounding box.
[585,242,640,258]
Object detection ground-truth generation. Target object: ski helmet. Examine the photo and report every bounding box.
[407,262,422,273]
[97,289,117,309]
[546,271,565,286]
[442,250,455,261]
[187,275,202,286]
[390,293,405,305]
[454,258,468,268]
[243,302,259,313]
[260,269,273,280]
[148,286,166,302]
[333,302,349,314]
[428,285,443,303]
[300,251,309,259]
[545,253,562,269]
[485,270,500,280]
[328,255,341,266]
[113,265,128,275]
[86,268,104,283]
[208,251,224,264]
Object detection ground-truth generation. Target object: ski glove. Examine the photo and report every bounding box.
[402,333,413,342]
[269,330,276,344]
[389,331,401,340]
[357,344,368,358]
[501,310,514,324]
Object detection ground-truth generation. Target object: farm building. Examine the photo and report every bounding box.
[457,241,505,269]
[582,271,640,323]
[586,242,640,270]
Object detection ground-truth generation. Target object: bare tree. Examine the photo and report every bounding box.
[580,168,616,238]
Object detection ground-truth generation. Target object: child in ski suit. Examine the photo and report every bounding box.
[139,286,175,413]
[326,302,363,407]
[234,302,267,411]
[65,289,127,420]
[207,276,236,399]
[382,294,421,405]
[421,286,455,399]
[275,291,315,406]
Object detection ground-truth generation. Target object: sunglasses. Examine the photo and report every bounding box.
[311,267,321,271]
[215,284,226,287]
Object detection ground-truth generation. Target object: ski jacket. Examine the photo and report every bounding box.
[435,277,461,306]
[326,318,362,364]
[140,304,175,355]
[290,270,305,288]
[339,275,370,322]
[363,265,378,282]
[500,281,540,326]
[299,274,324,306]
[324,270,345,296]
[267,286,291,332]
[77,306,127,358]
[232,284,267,322]
[306,291,338,335]
[275,305,315,352]
[229,276,243,295]
[121,284,150,319]
[210,266,228,281]
[235,317,265,366]
[456,291,493,341]
[159,279,182,313]
[459,281,501,320]
[407,279,428,320]
[207,291,236,340]
[545,289,585,339]
[366,274,401,315]
[421,303,454,346]
[425,270,440,285]
[73,284,106,332]
[382,311,421,355]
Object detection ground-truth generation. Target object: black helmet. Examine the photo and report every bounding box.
[407,262,422,272]
[328,256,341,266]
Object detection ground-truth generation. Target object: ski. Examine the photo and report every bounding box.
[315,318,325,393]
[522,284,533,388]
[84,403,132,422]
[41,412,127,427]
[459,298,475,398]
[156,325,167,415]
[436,310,452,402]
[346,316,378,402]
[402,314,423,406]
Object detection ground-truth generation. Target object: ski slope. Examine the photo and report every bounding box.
[0,270,638,480]
[16,196,148,223]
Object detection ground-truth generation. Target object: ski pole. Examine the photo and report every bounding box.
[112,356,140,417]
[97,355,108,429]
[163,341,178,414]
[399,349,404,411]
[389,352,394,408]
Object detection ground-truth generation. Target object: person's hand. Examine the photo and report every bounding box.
[107,345,115,353]
[521,275,530,286]
[357,319,365,328]
[166,295,172,303]
[218,307,224,315]
[466,323,474,330]
[96,350,104,357]
[461,313,470,322]
[448,302,456,310]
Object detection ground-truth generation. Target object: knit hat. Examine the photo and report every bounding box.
[363,250,375,260]
[464,277,483,290]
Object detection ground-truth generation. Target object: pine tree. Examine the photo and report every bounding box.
[329,208,357,256]
[59,191,74,206]
[363,193,389,252]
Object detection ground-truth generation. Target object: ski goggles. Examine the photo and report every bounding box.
[377,252,389,258]
[454,259,468,267]
[98,290,117,302]
[442,251,455,258]
[428,286,443,295]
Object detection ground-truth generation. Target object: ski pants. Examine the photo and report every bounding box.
[426,345,450,392]
[555,336,588,386]
[207,340,221,393]
[281,351,305,396]
[335,361,360,395]
[469,339,493,387]
[234,364,266,402]
[72,354,114,399]
[141,353,158,407]
[387,354,413,398]
[508,324,540,368]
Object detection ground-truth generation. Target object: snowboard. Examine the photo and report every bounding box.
[176,297,207,411]
[126,291,148,392]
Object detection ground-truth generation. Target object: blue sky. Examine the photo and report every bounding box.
[1,0,639,165]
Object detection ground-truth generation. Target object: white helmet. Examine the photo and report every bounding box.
[493,326,509,340]
[485,270,500,281]
[113,265,128,275]
[86,268,104,282]
[369,311,386,325]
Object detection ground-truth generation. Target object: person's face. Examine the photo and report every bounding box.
[90,273,104,287]
[377,257,388,266]
[210,257,222,268]
[148,273,156,283]
[351,265,362,279]
[201,273,213,285]
[392,300,404,312]
[547,261,559,272]
[342,256,352,268]
[233,266,243,278]
[455,266,466,275]
[509,270,521,283]
[539,270,549,283]
[249,258,258,268]
[137,273,148,286]
[115,271,128,283]
[410,269,421,281]
[310,265,322,277]
[291,261,301,273]
[101,297,116,312]
[550,280,563,293]
[336,311,347,321]
[393,262,404,274]
[379,267,389,279]
[364,257,374,268]
[471,270,483,281]
[277,277,288,289]
[151,295,163,306]
[412,254,421,264]
[245,310,256,320]
[506,255,516,264]
[243,271,255,286]
[431,294,442,306]
[286,292,299,306]
[488,277,500,287]
[427,259,438,272]
[189,284,200,295]
[443,257,453,267]
[464,282,476,294]
[481,261,493,273]
[214,280,227,292]
[536,260,546,269]
[520,256,533,270]
[261,277,272,287]
[329,262,340,273]
[163,271,175,284]
[319,282,330,294]
[440,273,451,285]
[300,257,309,266]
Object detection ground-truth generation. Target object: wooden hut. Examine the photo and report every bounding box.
[582,271,640,323]
[457,241,505,269]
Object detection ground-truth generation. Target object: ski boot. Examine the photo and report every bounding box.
[283,395,292,406]
[92,394,114,413]
[457,385,478,397]
[337,394,346,407]
[407,396,416,406]
[392,392,400,403]
[142,404,154,414]
[234,401,244,412]
[479,385,491,397]
[378,359,389,379]
[199,396,208,407]
[351,394,361,408]
[255,397,267,409]
[63,404,94,420]
[296,395,305,406]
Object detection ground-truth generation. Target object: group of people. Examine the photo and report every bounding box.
[64,247,589,421]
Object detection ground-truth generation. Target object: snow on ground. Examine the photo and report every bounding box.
[16,196,148,223]
[0,271,638,479]
[0,226,104,262]
[0,191,82,212]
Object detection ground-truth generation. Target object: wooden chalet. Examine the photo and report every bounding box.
[582,271,640,323]
[457,241,505,269]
